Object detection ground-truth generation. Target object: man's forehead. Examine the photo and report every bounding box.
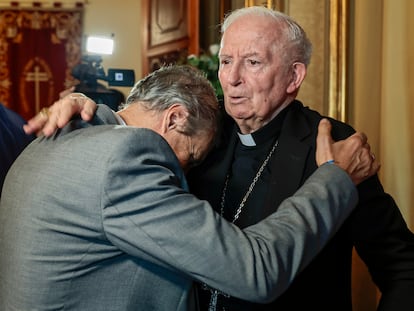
[219,39,274,59]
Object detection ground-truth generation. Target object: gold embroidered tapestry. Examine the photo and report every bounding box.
[0,2,83,120]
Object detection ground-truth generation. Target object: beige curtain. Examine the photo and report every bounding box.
[381,0,414,230]
[353,0,414,231]
[351,2,413,309]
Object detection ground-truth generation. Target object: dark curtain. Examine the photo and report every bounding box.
[0,3,83,120]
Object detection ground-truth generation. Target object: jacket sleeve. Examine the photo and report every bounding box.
[350,175,414,311]
[102,129,358,303]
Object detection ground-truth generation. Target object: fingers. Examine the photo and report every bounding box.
[332,132,365,167]
[332,131,380,185]
[79,99,97,123]
[42,99,71,136]
[23,108,50,136]
[347,158,381,185]
[316,118,335,166]
[23,92,98,137]
[351,146,381,182]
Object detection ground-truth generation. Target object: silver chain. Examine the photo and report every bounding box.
[220,139,279,223]
[205,139,279,311]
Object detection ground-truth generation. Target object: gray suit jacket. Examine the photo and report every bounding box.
[0,105,358,311]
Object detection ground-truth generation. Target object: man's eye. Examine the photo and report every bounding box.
[220,59,231,65]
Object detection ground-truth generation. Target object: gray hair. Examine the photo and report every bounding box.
[122,65,220,137]
[221,6,313,66]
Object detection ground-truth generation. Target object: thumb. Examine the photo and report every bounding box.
[316,118,335,166]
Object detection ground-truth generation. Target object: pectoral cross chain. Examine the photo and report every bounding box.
[202,284,230,311]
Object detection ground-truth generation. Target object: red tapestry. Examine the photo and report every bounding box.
[0,4,83,120]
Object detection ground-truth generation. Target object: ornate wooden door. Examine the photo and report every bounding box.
[141,0,199,75]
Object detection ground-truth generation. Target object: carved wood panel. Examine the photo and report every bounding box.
[150,0,187,46]
[141,0,199,76]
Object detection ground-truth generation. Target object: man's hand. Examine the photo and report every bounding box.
[316,118,380,185]
[23,92,98,137]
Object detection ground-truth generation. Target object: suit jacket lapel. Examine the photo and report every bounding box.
[266,103,313,209]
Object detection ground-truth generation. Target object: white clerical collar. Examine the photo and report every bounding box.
[237,132,256,146]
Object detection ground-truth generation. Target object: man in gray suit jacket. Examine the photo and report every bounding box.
[0,65,378,311]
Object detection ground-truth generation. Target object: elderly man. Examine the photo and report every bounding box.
[28,5,414,311]
[1,64,379,311]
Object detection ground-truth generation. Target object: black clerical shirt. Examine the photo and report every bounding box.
[197,106,290,311]
[222,106,288,228]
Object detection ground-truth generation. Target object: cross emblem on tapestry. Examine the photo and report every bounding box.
[0,2,84,120]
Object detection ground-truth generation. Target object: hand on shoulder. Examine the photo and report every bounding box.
[316,118,380,185]
[23,91,98,137]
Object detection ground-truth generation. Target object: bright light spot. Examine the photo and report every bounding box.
[86,36,114,55]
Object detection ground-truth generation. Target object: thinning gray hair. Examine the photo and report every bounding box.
[122,65,220,137]
[221,6,313,66]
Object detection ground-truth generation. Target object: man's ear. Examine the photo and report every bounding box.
[164,104,189,133]
[286,62,306,94]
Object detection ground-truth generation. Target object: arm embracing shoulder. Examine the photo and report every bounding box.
[102,135,357,303]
